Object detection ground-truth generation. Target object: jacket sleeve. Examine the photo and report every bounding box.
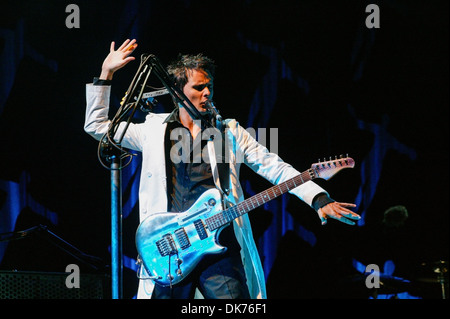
[84,83,143,151]
[231,119,328,207]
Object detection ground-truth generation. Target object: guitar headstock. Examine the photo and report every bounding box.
[310,155,355,180]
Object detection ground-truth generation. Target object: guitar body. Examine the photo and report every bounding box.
[136,188,227,287]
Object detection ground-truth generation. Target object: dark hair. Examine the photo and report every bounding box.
[167,53,216,90]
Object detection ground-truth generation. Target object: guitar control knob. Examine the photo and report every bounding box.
[176,258,183,265]
[176,269,183,276]
[208,198,216,206]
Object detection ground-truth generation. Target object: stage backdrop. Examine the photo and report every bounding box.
[1,0,448,299]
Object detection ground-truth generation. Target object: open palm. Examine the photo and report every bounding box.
[100,39,138,80]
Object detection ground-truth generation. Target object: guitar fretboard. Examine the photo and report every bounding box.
[205,169,314,231]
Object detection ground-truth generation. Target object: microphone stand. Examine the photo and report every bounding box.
[98,53,213,299]
[99,54,151,299]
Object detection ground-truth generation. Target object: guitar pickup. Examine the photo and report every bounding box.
[156,234,177,257]
[174,227,191,250]
[194,219,208,240]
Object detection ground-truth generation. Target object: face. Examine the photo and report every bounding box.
[182,69,214,113]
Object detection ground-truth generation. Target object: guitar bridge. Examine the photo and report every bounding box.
[156,234,177,257]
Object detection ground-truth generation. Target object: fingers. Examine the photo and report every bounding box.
[118,39,131,51]
[339,205,360,219]
[117,39,137,52]
[320,215,328,225]
[109,39,137,55]
[324,214,356,225]
[127,41,138,52]
[319,202,361,226]
[336,215,358,226]
[123,56,136,64]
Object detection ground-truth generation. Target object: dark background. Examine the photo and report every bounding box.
[0,0,448,300]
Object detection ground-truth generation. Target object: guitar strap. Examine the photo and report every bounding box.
[207,121,230,202]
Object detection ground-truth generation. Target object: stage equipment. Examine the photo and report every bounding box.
[0,224,105,271]
[416,260,448,299]
[0,225,108,299]
[0,270,107,299]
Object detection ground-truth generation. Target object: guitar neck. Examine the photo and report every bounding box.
[205,169,314,231]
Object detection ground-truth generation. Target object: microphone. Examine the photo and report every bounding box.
[205,100,223,130]
[205,100,222,122]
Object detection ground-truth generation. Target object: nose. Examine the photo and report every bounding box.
[206,88,215,101]
[203,87,211,98]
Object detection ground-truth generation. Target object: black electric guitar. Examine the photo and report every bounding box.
[135,156,355,286]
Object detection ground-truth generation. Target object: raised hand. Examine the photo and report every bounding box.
[100,39,138,80]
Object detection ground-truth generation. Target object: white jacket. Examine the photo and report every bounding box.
[84,83,328,299]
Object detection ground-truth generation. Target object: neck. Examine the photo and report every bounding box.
[179,107,201,140]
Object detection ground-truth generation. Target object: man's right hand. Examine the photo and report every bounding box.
[100,39,138,80]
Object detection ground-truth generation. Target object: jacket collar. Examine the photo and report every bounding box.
[163,107,180,124]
